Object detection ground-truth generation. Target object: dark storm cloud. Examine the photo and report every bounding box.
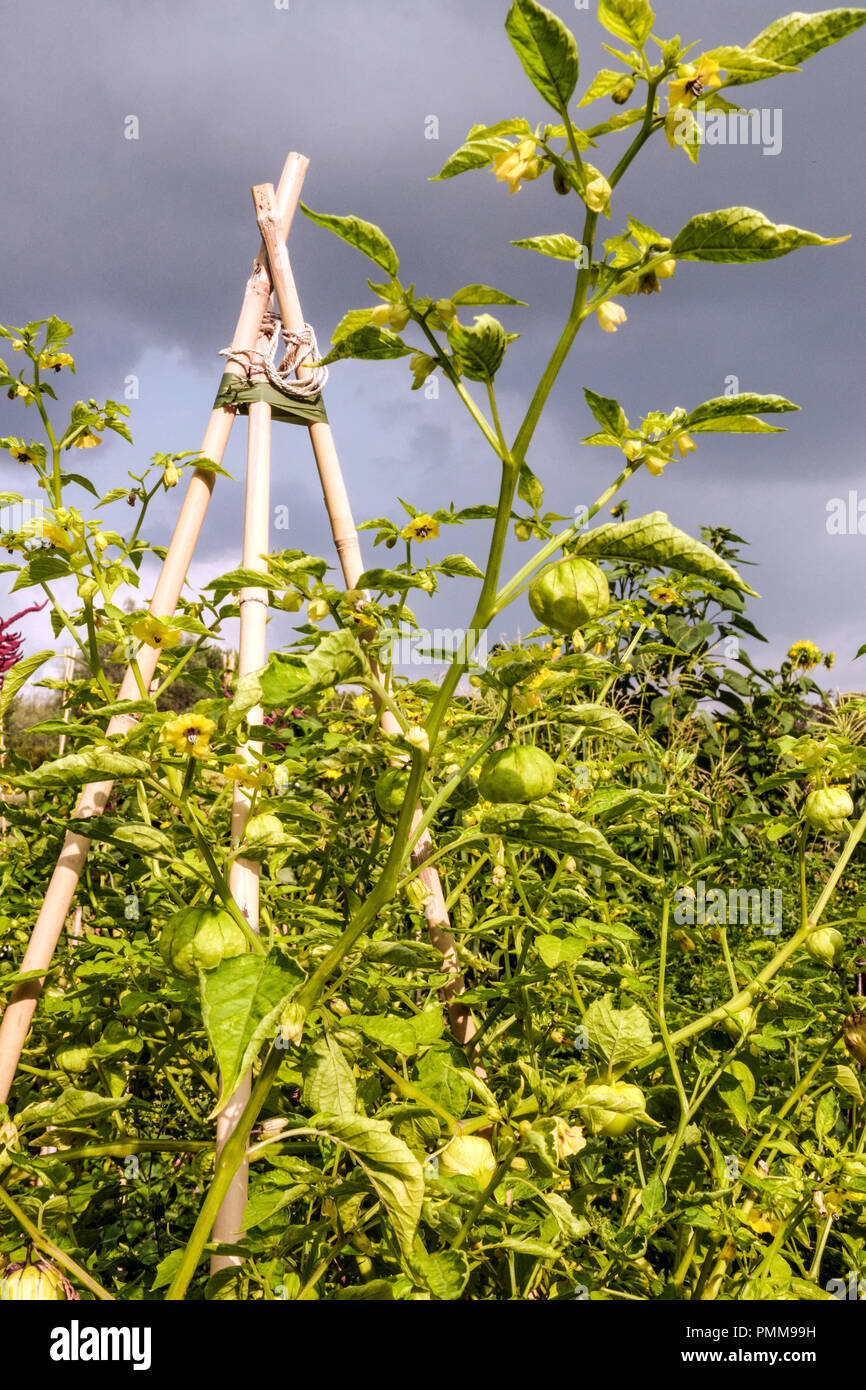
[1,0,864,683]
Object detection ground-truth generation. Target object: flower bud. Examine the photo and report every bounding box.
[611,76,636,105]
[656,258,677,279]
[163,463,180,488]
[596,301,627,333]
[622,439,643,461]
[307,597,330,623]
[370,304,392,326]
[405,725,430,754]
[584,174,611,213]
[389,305,410,332]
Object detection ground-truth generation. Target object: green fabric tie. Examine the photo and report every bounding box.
[213,372,328,426]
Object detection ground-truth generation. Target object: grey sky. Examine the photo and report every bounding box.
[2,0,864,692]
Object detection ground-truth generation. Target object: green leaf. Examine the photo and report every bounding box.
[518,461,544,511]
[0,649,53,723]
[536,934,586,967]
[299,204,399,277]
[505,0,579,113]
[310,1113,424,1259]
[512,232,586,261]
[684,392,800,433]
[723,8,866,87]
[224,670,264,736]
[302,1034,356,1118]
[316,325,413,366]
[259,632,367,707]
[340,1015,419,1057]
[201,953,303,1112]
[584,995,654,1071]
[416,1051,470,1118]
[432,136,513,182]
[66,819,173,855]
[579,68,629,105]
[815,1089,839,1141]
[565,703,637,740]
[826,1065,864,1103]
[11,552,70,589]
[575,511,757,594]
[331,308,375,342]
[584,387,627,438]
[16,1088,129,1132]
[151,1249,186,1291]
[448,314,508,382]
[597,0,655,47]
[204,567,281,602]
[672,206,849,263]
[705,45,798,82]
[718,1072,750,1129]
[451,284,528,307]
[480,806,657,883]
[641,1174,667,1217]
[437,554,484,580]
[411,1248,470,1300]
[8,748,148,790]
[411,1007,446,1047]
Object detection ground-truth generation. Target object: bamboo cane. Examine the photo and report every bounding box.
[0,153,309,1105]
[210,384,272,1274]
[57,647,75,757]
[252,184,478,1050]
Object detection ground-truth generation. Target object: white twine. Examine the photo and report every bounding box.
[220,311,328,399]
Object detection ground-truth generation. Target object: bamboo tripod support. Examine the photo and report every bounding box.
[0,152,310,1105]
[210,187,480,1267]
[0,156,480,1280]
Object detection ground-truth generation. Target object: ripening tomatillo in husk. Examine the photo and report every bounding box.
[805,786,854,832]
[529,557,609,634]
[478,745,557,804]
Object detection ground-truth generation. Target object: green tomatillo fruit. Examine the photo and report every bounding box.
[374,767,412,819]
[805,786,854,833]
[722,998,758,1040]
[528,557,609,635]
[478,745,557,804]
[805,926,844,968]
[580,1081,646,1137]
[54,1044,91,1075]
[0,1259,67,1301]
[158,904,249,981]
[438,1134,497,1184]
[241,812,286,858]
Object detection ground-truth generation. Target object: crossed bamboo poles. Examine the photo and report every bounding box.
[0,152,476,1273]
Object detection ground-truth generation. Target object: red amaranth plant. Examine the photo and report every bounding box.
[0,602,48,690]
